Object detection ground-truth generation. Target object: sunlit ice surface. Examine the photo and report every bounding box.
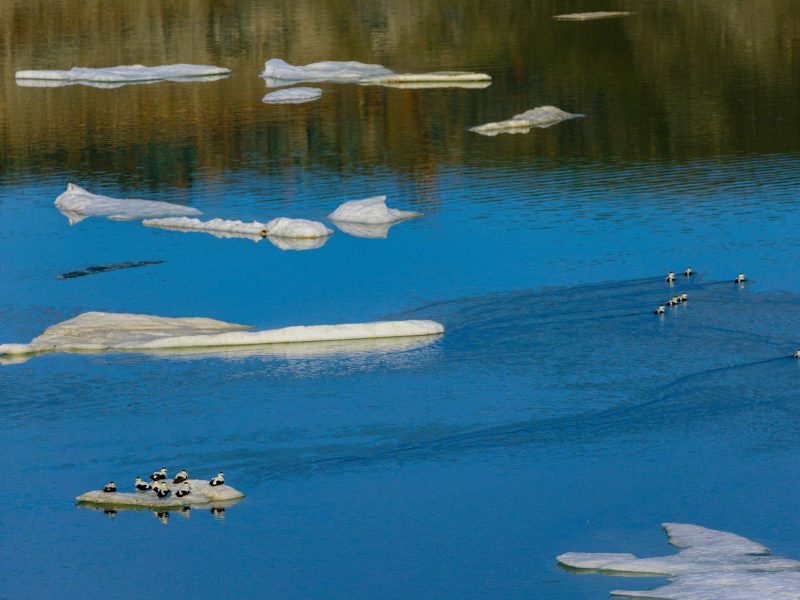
[1,0,800,598]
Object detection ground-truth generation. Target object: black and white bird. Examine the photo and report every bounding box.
[173,469,189,484]
[683,267,693,276]
[680,293,688,302]
[794,349,800,358]
[667,297,679,306]
[654,305,665,315]
[734,273,746,283]
[153,480,171,498]
[103,481,117,493]
[209,472,225,487]
[176,481,191,498]
[134,476,151,491]
[150,467,168,481]
[665,272,676,283]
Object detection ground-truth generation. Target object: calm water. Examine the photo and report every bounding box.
[1,1,800,598]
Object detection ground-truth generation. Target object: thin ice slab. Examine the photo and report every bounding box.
[15,64,231,87]
[56,183,201,224]
[143,217,268,240]
[558,523,800,599]
[554,11,633,20]
[470,106,584,136]
[0,311,445,358]
[263,87,322,104]
[77,479,243,509]
[328,196,421,225]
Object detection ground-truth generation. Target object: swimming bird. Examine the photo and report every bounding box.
[794,349,800,358]
[654,306,665,315]
[667,297,679,306]
[154,480,171,498]
[734,273,746,283]
[680,293,688,302]
[103,481,117,493]
[134,476,151,491]
[683,267,693,276]
[665,272,676,282]
[176,481,191,498]
[150,467,168,481]
[209,472,225,487]
[173,469,189,484]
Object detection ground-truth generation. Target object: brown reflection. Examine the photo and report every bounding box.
[0,0,798,186]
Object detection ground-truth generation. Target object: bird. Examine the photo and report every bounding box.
[153,480,171,498]
[172,469,189,484]
[150,467,168,481]
[794,349,800,358]
[103,481,117,493]
[134,476,151,491]
[667,297,679,306]
[683,267,693,276]
[176,481,191,498]
[680,293,688,302]
[260,229,269,239]
[209,472,225,487]
[654,306,665,315]
[734,273,746,283]
[665,272,676,282]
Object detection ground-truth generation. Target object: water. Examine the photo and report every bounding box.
[1,1,800,597]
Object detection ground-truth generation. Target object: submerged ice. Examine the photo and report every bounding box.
[470,106,585,135]
[262,87,323,104]
[558,523,800,599]
[56,183,201,224]
[15,64,231,87]
[0,311,445,358]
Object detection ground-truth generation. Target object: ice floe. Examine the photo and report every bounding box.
[557,523,800,599]
[56,183,201,224]
[265,217,333,239]
[261,58,490,87]
[15,64,231,88]
[553,11,633,20]
[470,106,585,135]
[143,217,268,241]
[328,196,421,224]
[76,479,243,509]
[0,311,445,358]
[262,87,323,104]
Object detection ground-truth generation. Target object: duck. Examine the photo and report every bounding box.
[794,349,800,358]
[134,476,151,491]
[150,467,168,481]
[172,469,189,484]
[209,472,225,487]
[153,480,171,499]
[734,273,746,283]
[667,297,679,306]
[260,229,269,239]
[654,306,665,315]
[680,293,688,302]
[665,272,676,282]
[176,481,191,498]
[103,481,117,493]
[683,267,693,276]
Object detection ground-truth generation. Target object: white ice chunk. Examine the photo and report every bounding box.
[15,64,231,86]
[76,479,243,508]
[0,311,445,357]
[56,183,201,224]
[328,196,421,225]
[266,236,330,251]
[553,11,633,20]
[265,217,333,239]
[362,71,491,84]
[470,106,585,136]
[262,87,323,104]
[557,523,800,599]
[260,58,393,82]
[143,217,267,241]
[365,80,492,90]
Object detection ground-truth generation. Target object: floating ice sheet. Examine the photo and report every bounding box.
[15,64,231,88]
[553,11,633,20]
[265,217,333,239]
[328,196,421,225]
[76,479,243,509]
[557,523,800,599]
[262,87,322,104]
[470,106,585,135]
[362,71,492,84]
[56,183,201,224]
[0,311,445,359]
[143,217,267,240]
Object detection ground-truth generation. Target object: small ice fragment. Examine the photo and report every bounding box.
[0,311,444,358]
[553,11,633,20]
[260,58,393,82]
[76,479,244,509]
[262,87,323,104]
[328,196,421,225]
[557,523,800,598]
[470,106,584,136]
[265,217,333,239]
[143,217,268,240]
[362,71,491,84]
[15,64,231,87]
[364,80,492,90]
[55,183,201,224]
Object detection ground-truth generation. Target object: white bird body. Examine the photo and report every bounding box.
[103,481,117,493]
[173,469,189,484]
[665,272,676,282]
[150,467,168,481]
[735,273,746,283]
[134,476,151,491]
[654,306,665,315]
[209,472,225,487]
[683,267,693,276]
[176,481,191,498]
